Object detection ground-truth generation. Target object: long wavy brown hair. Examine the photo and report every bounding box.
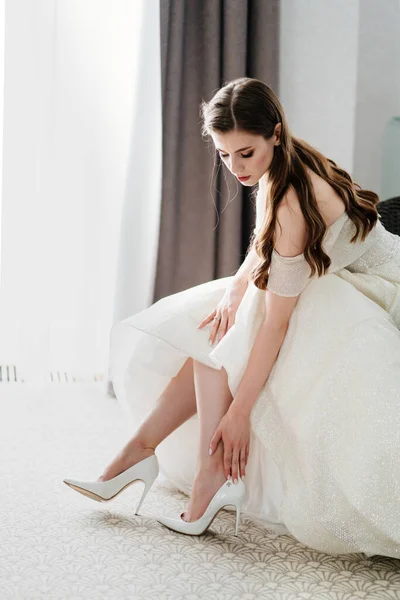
[200,77,380,291]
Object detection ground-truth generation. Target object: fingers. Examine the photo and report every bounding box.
[223,444,248,481]
[198,310,222,345]
[240,447,246,478]
[223,445,232,480]
[209,429,221,456]
[217,312,236,342]
[230,446,248,481]
[217,314,228,342]
[209,315,222,345]
[198,307,236,344]
[197,309,216,330]
[230,447,241,483]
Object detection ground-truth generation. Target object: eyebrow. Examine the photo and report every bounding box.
[216,146,253,154]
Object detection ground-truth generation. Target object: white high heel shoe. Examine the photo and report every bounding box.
[157,476,245,536]
[63,453,159,515]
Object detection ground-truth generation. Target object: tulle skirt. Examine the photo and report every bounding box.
[110,268,400,558]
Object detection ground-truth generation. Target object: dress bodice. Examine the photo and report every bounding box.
[253,196,400,297]
[322,210,399,271]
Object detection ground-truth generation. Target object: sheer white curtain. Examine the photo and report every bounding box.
[0,0,3,281]
[111,0,162,338]
[0,0,161,385]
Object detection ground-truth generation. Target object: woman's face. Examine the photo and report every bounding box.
[211,126,281,186]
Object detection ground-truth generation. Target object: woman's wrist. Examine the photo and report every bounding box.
[231,273,249,290]
[228,399,252,421]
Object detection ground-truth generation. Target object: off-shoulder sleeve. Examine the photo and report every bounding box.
[266,249,313,297]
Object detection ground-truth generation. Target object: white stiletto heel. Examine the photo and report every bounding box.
[157,476,245,536]
[235,496,242,536]
[63,453,159,514]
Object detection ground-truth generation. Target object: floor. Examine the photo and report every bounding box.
[1,383,400,600]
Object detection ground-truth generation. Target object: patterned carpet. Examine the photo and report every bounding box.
[1,384,400,600]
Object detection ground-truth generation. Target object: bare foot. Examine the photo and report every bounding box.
[97,441,155,482]
[181,464,228,522]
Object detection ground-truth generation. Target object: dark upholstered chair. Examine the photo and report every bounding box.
[377,196,400,236]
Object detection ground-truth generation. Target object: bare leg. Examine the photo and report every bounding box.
[182,360,233,521]
[99,357,235,520]
[99,357,198,481]
[181,360,234,522]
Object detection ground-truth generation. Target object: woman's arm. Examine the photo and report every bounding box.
[207,318,287,480]
[232,245,259,287]
[230,194,308,417]
[229,320,287,417]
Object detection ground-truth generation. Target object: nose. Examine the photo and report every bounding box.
[230,156,244,175]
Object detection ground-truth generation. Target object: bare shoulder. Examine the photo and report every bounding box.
[275,188,307,257]
[278,186,304,220]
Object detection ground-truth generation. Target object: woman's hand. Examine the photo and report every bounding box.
[198,278,248,345]
[208,406,250,482]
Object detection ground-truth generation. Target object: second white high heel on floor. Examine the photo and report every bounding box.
[63,453,159,515]
[157,476,246,536]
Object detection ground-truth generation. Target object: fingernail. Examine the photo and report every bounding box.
[208,339,213,346]
[234,478,237,484]
[208,448,213,455]
[227,474,231,481]
[242,475,245,480]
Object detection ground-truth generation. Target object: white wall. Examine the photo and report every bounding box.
[279,0,400,196]
[353,0,400,195]
[279,0,360,174]
[0,0,143,381]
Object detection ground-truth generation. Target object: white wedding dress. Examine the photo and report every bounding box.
[109,190,400,559]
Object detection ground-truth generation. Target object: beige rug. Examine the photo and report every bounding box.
[1,383,400,600]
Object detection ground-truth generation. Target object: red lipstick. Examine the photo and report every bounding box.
[238,175,250,182]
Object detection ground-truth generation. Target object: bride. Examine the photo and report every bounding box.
[64,77,400,558]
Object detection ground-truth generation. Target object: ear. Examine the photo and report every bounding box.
[274,122,282,145]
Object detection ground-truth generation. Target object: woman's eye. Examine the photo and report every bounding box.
[219,151,253,159]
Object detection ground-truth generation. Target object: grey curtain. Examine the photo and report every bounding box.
[154,0,279,301]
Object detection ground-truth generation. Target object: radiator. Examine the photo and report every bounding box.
[0,366,105,384]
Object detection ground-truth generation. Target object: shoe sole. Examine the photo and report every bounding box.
[63,478,146,502]
[159,503,241,536]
